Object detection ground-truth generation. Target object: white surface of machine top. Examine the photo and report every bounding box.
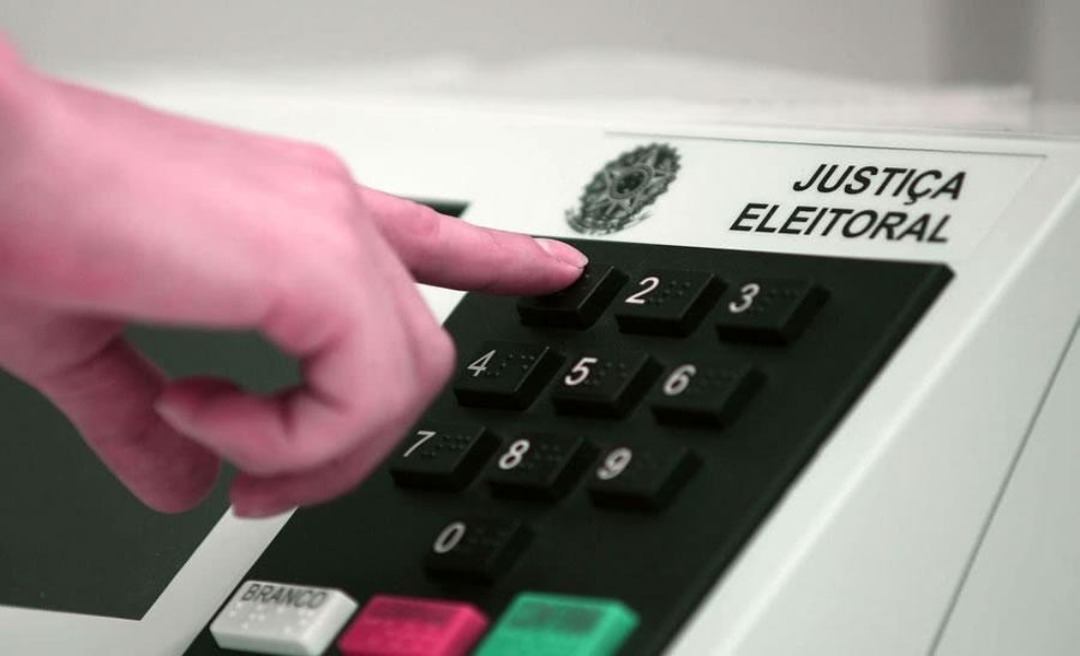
[5,63,1080,654]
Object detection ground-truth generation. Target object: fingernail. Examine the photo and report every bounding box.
[231,499,295,519]
[536,238,589,268]
[154,398,191,432]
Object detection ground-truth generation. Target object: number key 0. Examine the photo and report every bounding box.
[424,518,532,583]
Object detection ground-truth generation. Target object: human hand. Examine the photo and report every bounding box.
[0,43,586,517]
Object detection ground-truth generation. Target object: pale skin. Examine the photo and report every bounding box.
[0,40,586,518]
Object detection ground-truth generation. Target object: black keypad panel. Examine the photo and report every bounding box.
[190,240,951,655]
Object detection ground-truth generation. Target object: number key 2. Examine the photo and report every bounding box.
[715,278,828,344]
[614,269,723,336]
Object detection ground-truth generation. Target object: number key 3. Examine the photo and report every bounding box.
[715,279,827,345]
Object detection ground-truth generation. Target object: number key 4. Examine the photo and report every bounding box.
[453,341,565,409]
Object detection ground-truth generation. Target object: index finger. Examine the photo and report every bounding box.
[359,186,587,295]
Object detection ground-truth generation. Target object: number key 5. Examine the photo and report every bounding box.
[551,351,662,418]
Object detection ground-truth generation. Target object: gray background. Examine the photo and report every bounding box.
[0,0,1075,100]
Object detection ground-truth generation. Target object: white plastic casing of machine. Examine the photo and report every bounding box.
[4,87,1080,655]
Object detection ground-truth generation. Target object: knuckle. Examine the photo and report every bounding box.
[321,179,360,218]
[298,143,351,177]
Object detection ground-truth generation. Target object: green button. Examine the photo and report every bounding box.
[474,592,638,656]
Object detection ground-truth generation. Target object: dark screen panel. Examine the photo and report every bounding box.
[0,327,298,619]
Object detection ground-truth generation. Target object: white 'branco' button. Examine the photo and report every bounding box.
[210,580,358,656]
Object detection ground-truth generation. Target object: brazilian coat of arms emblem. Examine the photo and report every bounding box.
[566,143,680,235]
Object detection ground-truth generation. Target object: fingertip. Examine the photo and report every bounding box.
[229,492,296,519]
[126,418,223,514]
[229,472,318,519]
[140,463,220,513]
[535,238,589,270]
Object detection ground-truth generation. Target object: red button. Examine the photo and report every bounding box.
[337,595,489,656]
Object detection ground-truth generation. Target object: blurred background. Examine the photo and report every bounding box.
[0,0,1074,101]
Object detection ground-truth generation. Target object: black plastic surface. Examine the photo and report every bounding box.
[190,239,951,655]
